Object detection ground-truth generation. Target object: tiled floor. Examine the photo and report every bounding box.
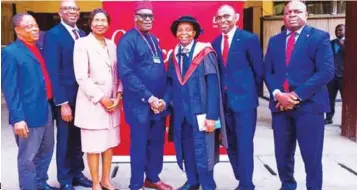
[2,99,356,190]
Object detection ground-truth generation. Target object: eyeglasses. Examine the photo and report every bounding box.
[135,13,154,20]
[61,6,80,12]
[215,14,232,22]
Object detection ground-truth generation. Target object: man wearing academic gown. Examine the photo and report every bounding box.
[116,1,173,190]
[163,16,228,190]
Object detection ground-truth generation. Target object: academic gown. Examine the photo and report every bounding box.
[164,41,228,173]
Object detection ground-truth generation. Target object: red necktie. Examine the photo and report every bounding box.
[283,31,296,92]
[222,34,229,66]
[72,29,79,40]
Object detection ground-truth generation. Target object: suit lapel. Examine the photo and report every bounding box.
[78,30,86,38]
[90,33,111,67]
[58,23,75,43]
[215,35,223,64]
[15,40,40,64]
[277,32,287,68]
[289,26,312,64]
[226,28,241,64]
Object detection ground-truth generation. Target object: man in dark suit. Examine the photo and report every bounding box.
[1,13,56,190]
[212,5,264,190]
[43,1,92,189]
[264,1,334,190]
[325,24,345,125]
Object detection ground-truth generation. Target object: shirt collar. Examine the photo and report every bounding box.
[222,27,237,40]
[180,40,194,53]
[20,39,37,48]
[286,25,305,36]
[61,20,78,32]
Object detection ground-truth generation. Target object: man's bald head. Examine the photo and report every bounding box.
[215,4,238,34]
[284,0,308,31]
[285,0,307,13]
[60,0,77,7]
[59,0,80,27]
[217,5,236,16]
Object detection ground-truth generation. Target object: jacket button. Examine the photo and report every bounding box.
[142,98,145,102]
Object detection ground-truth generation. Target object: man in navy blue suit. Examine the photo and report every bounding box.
[264,1,334,190]
[43,1,92,189]
[325,24,345,125]
[1,13,56,190]
[116,1,173,190]
[212,4,264,190]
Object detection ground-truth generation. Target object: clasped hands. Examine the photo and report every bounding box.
[100,93,122,113]
[149,96,166,114]
[275,91,300,111]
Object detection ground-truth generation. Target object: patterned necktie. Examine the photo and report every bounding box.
[222,34,229,66]
[181,47,189,76]
[283,31,296,92]
[72,29,79,40]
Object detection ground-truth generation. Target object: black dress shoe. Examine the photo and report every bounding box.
[72,175,93,187]
[38,183,59,190]
[60,184,75,190]
[324,119,333,125]
[177,182,200,190]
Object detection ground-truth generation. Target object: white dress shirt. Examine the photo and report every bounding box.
[220,27,237,54]
[61,21,80,40]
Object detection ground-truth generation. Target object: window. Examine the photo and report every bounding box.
[273,1,346,16]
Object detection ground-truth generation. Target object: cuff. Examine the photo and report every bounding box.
[11,115,25,126]
[272,89,281,101]
[148,95,156,104]
[92,93,105,104]
[206,114,218,121]
[56,101,69,106]
[292,91,302,101]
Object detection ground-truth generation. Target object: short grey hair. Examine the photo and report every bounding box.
[12,13,31,28]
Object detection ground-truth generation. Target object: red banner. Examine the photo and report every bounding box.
[103,1,244,158]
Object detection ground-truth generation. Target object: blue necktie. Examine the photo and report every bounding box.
[180,48,189,76]
[334,42,340,54]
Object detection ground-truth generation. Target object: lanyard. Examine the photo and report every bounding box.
[135,28,159,57]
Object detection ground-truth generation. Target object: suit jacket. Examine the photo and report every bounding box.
[264,25,334,113]
[1,40,49,127]
[212,28,264,112]
[331,39,344,77]
[43,23,86,106]
[73,33,122,130]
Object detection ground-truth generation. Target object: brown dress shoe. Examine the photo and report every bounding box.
[144,179,173,190]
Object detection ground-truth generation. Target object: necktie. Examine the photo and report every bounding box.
[222,34,229,66]
[334,41,340,54]
[72,29,79,40]
[181,48,189,76]
[283,31,296,92]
